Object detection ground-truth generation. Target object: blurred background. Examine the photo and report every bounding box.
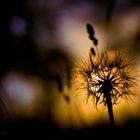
[0,0,140,137]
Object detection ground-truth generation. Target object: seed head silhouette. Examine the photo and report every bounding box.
[75,24,138,127]
[78,50,137,104]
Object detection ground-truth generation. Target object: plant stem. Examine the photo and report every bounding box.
[104,90,116,128]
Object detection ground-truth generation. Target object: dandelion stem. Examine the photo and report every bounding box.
[104,90,116,128]
[102,78,116,128]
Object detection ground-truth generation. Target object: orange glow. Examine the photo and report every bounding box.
[1,12,140,129]
[48,47,138,129]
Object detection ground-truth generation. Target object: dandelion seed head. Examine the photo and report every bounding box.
[75,50,137,107]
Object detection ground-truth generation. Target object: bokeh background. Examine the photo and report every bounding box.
[0,0,140,137]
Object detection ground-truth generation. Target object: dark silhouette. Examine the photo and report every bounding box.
[102,78,115,127]
[75,24,137,128]
[90,47,96,56]
[87,24,98,46]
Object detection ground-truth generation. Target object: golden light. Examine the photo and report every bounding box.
[1,5,140,129]
[67,49,139,128]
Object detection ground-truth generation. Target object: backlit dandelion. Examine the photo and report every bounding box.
[75,24,138,127]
